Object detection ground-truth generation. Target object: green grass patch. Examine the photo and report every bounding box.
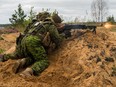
[0,49,4,54]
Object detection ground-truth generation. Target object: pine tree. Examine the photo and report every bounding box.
[107,15,115,23]
[9,4,27,26]
[28,7,36,22]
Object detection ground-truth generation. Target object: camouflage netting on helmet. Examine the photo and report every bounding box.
[51,13,62,23]
[36,11,50,21]
[36,11,62,23]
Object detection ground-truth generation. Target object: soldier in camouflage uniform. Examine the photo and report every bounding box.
[0,11,63,77]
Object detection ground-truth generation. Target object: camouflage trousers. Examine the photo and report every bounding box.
[4,35,49,75]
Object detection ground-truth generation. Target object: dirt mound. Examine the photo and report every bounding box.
[0,29,116,87]
[0,33,19,53]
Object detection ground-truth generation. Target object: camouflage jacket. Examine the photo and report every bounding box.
[22,20,62,49]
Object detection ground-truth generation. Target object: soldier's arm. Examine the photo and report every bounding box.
[48,25,63,47]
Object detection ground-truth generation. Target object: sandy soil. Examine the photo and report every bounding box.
[0,33,19,52]
[0,28,116,87]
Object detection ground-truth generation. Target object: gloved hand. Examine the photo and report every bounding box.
[0,54,4,62]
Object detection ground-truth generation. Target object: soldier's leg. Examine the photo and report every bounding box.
[30,43,49,75]
[12,57,34,73]
[31,59,49,75]
[20,57,49,77]
[11,36,35,73]
[1,44,24,62]
[20,36,49,77]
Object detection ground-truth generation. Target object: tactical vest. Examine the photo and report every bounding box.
[16,21,52,47]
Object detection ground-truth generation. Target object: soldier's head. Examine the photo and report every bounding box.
[51,12,64,30]
[36,11,50,21]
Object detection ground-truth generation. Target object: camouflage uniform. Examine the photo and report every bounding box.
[2,12,62,75]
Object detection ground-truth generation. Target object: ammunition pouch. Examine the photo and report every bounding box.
[42,32,56,53]
[42,32,51,47]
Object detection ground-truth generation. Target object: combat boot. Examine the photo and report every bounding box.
[12,58,26,73]
[19,68,33,78]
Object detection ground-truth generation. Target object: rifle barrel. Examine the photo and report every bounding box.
[64,24,87,30]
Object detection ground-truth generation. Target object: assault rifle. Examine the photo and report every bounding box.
[59,24,97,38]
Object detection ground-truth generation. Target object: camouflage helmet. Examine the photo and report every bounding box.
[36,11,50,21]
[51,13,62,23]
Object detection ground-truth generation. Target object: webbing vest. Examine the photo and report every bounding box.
[16,21,52,47]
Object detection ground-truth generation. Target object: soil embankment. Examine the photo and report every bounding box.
[0,28,116,87]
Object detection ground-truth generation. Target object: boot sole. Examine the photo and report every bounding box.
[12,62,20,74]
